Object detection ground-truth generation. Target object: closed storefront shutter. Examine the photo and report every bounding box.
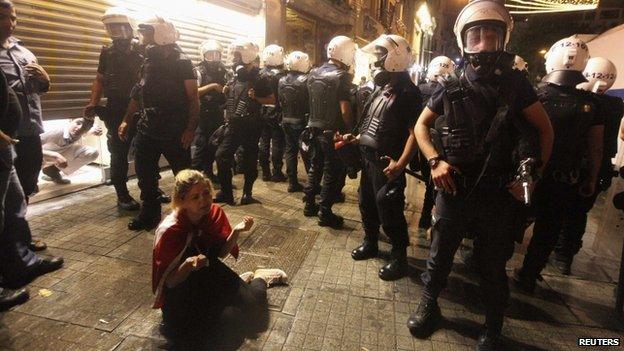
[12,0,265,120]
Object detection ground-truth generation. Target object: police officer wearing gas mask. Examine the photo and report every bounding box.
[514,37,605,292]
[346,34,421,281]
[409,1,554,349]
[192,39,227,182]
[278,51,312,192]
[551,57,623,275]
[214,39,275,205]
[258,44,287,182]
[303,36,356,228]
[84,7,143,211]
[118,15,199,230]
[416,56,456,230]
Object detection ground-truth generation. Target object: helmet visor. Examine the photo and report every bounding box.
[137,25,154,45]
[464,25,504,54]
[106,23,133,40]
[204,51,221,62]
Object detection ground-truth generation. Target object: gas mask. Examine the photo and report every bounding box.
[203,51,221,63]
[106,23,133,41]
[463,24,506,77]
[372,46,392,86]
[145,44,168,61]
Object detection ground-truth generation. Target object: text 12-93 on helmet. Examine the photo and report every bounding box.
[543,36,590,87]
[453,0,514,75]
[426,56,455,82]
[199,39,223,62]
[577,57,617,94]
[262,44,285,67]
[361,34,413,86]
[102,7,134,40]
[327,36,357,68]
[137,15,179,46]
[286,51,311,73]
[229,38,260,66]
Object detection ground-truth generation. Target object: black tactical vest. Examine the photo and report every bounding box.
[259,66,285,121]
[537,83,597,174]
[595,94,624,160]
[417,81,437,110]
[278,72,308,125]
[196,61,227,110]
[101,43,143,100]
[224,70,260,122]
[308,66,347,131]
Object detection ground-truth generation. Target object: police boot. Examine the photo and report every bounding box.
[553,253,572,276]
[287,181,304,193]
[271,171,287,182]
[261,166,271,182]
[240,181,260,205]
[351,234,379,261]
[511,268,536,294]
[214,191,235,206]
[303,202,319,217]
[407,298,441,338]
[128,203,161,231]
[379,248,408,281]
[157,188,172,204]
[476,330,504,351]
[317,211,344,229]
[117,192,140,211]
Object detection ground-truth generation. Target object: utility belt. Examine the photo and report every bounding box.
[137,107,187,139]
[548,169,580,185]
[282,115,307,125]
[453,172,512,190]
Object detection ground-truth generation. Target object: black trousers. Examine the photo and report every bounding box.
[14,135,42,198]
[134,133,190,222]
[304,131,345,214]
[192,108,223,176]
[421,186,519,333]
[102,98,133,196]
[282,123,310,183]
[555,190,598,261]
[358,149,408,251]
[521,178,580,277]
[215,118,262,196]
[258,118,285,175]
[420,160,435,218]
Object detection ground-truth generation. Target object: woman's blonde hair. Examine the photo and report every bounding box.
[172,169,214,209]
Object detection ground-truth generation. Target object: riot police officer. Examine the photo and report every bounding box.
[118,15,199,230]
[416,56,455,230]
[192,39,227,182]
[514,37,604,291]
[214,39,275,205]
[258,44,287,182]
[550,57,623,274]
[278,51,311,192]
[408,1,554,349]
[348,34,421,281]
[84,7,143,210]
[303,35,356,228]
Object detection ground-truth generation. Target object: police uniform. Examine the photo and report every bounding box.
[132,45,195,226]
[555,94,624,266]
[422,63,538,335]
[416,80,439,228]
[278,71,310,187]
[355,73,421,274]
[192,60,227,178]
[215,67,265,202]
[97,41,143,197]
[258,66,286,181]
[304,62,352,222]
[517,76,603,284]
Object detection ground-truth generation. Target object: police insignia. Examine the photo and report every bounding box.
[582,104,592,113]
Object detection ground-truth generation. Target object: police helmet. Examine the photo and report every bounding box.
[361,34,413,72]
[137,15,179,46]
[327,36,357,68]
[229,39,259,65]
[199,39,223,62]
[102,7,134,40]
[286,51,311,73]
[577,57,617,94]
[544,36,589,74]
[262,44,285,67]
[426,56,455,81]
[453,0,513,56]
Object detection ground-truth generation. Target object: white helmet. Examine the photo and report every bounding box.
[577,57,617,94]
[327,35,357,68]
[453,0,513,55]
[262,44,285,67]
[361,34,413,72]
[544,36,589,73]
[199,39,223,62]
[426,56,455,81]
[102,7,134,40]
[286,51,311,73]
[513,55,528,72]
[137,15,178,46]
[229,38,259,65]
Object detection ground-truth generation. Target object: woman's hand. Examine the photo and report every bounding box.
[234,216,254,232]
[185,254,207,271]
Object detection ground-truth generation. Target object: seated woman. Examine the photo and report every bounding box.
[152,169,287,346]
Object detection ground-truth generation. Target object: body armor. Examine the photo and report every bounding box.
[196,61,227,111]
[101,42,143,99]
[537,83,597,175]
[224,70,260,122]
[418,81,438,110]
[259,66,285,122]
[278,72,308,125]
[307,66,347,131]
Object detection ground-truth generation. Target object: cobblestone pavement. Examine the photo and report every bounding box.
[1,170,623,351]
